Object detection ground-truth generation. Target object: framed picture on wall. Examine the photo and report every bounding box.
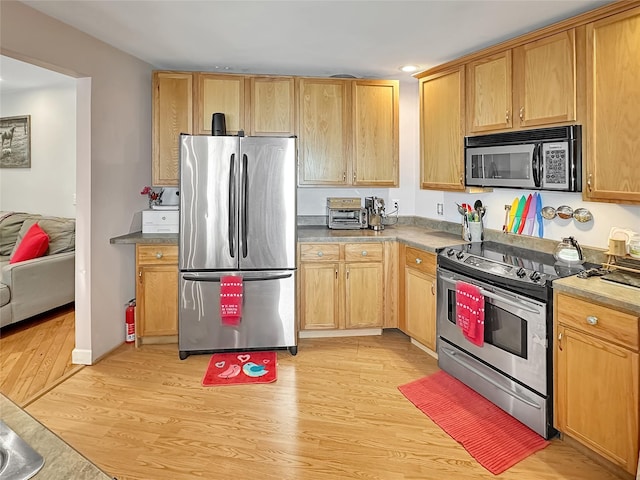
[0,115,31,168]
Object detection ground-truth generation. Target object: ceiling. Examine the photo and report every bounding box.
[2,0,610,92]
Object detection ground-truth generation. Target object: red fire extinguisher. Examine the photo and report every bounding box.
[125,299,136,343]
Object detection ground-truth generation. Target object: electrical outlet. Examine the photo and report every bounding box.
[391,199,399,212]
[437,203,444,215]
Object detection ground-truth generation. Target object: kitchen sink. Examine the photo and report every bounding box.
[0,420,44,480]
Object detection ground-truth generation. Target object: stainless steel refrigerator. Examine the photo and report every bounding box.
[178,135,297,359]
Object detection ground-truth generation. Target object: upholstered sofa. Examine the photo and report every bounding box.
[0,212,75,328]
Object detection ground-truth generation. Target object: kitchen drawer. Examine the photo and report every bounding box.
[556,293,639,350]
[299,243,340,262]
[404,246,436,276]
[137,244,179,265]
[344,243,383,262]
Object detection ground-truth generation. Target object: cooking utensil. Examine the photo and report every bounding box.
[541,206,556,220]
[506,197,519,232]
[503,205,511,233]
[517,194,532,234]
[536,193,544,238]
[456,203,466,216]
[556,205,574,219]
[511,195,526,233]
[524,193,537,236]
[572,208,593,223]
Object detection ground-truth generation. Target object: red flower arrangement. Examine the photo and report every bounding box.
[141,186,164,207]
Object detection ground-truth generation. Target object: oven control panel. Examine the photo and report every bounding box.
[441,247,552,286]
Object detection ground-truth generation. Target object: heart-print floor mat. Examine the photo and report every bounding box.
[202,351,277,386]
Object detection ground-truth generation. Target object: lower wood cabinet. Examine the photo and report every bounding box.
[135,244,178,345]
[299,242,383,331]
[400,245,437,351]
[554,292,639,474]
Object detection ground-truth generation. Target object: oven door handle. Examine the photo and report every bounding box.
[478,288,540,315]
[441,347,542,409]
[439,275,541,315]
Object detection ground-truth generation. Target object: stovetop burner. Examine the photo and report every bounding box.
[438,241,591,298]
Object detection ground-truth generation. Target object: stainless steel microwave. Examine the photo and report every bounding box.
[465,125,582,192]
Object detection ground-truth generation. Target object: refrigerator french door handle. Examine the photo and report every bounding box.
[229,153,236,258]
[183,273,293,282]
[241,153,248,258]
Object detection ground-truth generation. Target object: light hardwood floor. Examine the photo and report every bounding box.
[0,304,82,406]
[14,327,620,480]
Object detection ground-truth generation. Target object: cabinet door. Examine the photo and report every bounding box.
[300,262,340,330]
[405,267,436,350]
[138,264,179,337]
[152,72,193,186]
[513,30,576,128]
[345,262,383,329]
[466,51,513,133]
[585,7,640,203]
[297,78,351,186]
[419,67,465,191]
[556,325,639,473]
[352,80,399,186]
[248,76,295,136]
[195,73,245,135]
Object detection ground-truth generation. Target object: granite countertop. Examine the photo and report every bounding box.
[297,224,465,253]
[0,394,112,479]
[110,231,178,245]
[553,275,640,315]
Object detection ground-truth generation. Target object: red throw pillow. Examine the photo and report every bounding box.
[9,223,50,264]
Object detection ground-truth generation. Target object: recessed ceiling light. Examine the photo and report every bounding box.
[399,65,420,73]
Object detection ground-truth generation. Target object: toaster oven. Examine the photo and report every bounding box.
[327,208,368,229]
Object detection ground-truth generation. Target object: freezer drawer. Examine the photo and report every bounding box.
[178,270,297,358]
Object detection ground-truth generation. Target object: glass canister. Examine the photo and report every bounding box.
[629,234,640,259]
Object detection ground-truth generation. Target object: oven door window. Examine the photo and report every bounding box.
[447,289,527,359]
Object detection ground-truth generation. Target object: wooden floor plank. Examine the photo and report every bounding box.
[21,331,623,480]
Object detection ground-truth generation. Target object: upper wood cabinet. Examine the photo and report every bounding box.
[248,76,296,136]
[152,71,193,187]
[352,80,399,186]
[513,30,577,128]
[419,67,465,191]
[298,78,351,186]
[466,51,512,133]
[466,30,576,134]
[195,73,246,135]
[584,7,640,204]
[297,77,399,187]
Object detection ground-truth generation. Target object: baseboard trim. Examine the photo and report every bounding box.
[299,328,382,338]
[71,348,92,365]
[410,338,438,359]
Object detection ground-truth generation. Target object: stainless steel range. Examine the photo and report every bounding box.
[436,241,589,439]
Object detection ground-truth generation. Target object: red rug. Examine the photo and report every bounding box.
[398,371,549,475]
[202,351,277,386]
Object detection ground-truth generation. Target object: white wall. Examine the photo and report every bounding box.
[0,85,76,217]
[1,0,153,364]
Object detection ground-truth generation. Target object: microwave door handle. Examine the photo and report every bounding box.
[532,144,541,188]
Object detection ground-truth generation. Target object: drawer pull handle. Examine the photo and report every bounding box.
[361,250,368,256]
[156,252,163,259]
[415,258,422,264]
[317,251,324,257]
[586,315,598,326]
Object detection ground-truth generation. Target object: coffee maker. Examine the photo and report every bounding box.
[365,196,385,231]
